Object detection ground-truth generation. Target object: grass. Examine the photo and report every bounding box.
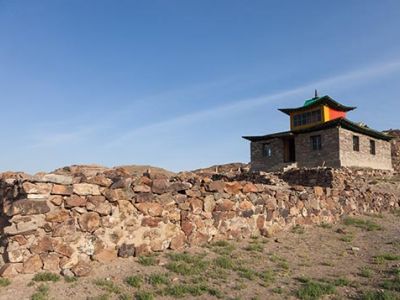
[0,278,10,287]
[94,279,122,294]
[138,255,158,266]
[209,240,236,255]
[162,283,221,298]
[360,290,398,300]
[125,275,143,288]
[165,252,209,276]
[339,234,354,243]
[147,273,169,286]
[296,278,336,300]
[375,253,400,262]
[31,284,49,300]
[259,269,275,286]
[88,294,110,300]
[244,243,264,252]
[134,291,154,300]
[292,224,306,234]
[343,217,382,231]
[318,222,332,229]
[359,266,373,278]
[236,266,257,280]
[381,277,400,292]
[64,276,77,283]
[214,256,235,269]
[332,277,350,286]
[32,272,60,282]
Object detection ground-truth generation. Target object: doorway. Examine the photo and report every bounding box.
[283,138,296,163]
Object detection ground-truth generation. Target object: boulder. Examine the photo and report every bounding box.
[79,212,100,232]
[118,243,135,258]
[22,254,43,274]
[135,202,163,217]
[71,261,92,277]
[6,199,50,216]
[51,184,73,195]
[73,183,101,196]
[152,178,170,194]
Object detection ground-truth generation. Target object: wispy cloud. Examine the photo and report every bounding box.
[107,58,400,147]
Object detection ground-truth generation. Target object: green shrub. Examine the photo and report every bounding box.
[125,275,143,288]
[32,272,60,282]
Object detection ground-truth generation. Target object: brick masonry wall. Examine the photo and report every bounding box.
[295,127,341,168]
[339,128,393,170]
[250,138,286,171]
[0,166,398,278]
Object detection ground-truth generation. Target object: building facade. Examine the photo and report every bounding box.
[243,94,393,171]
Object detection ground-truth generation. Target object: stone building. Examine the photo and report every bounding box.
[243,94,393,171]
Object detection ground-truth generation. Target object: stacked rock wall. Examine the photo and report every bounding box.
[0,166,398,278]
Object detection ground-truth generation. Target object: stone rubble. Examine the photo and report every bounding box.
[0,166,398,278]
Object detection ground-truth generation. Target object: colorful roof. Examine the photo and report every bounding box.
[242,117,392,142]
[278,95,356,115]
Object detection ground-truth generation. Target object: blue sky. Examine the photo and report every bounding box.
[1,1,400,173]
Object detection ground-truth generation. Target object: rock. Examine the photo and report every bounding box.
[215,199,235,211]
[118,243,135,258]
[71,261,92,277]
[4,215,46,235]
[73,183,101,196]
[22,182,52,194]
[168,182,192,193]
[61,269,75,277]
[52,219,76,237]
[86,196,112,216]
[189,198,203,214]
[23,254,43,273]
[51,184,73,195]
[142,217,162,227]
[104,188,131,202]
[49,195,63,206]
[86,175,112,187]
[94,248,117,263]
[224,182,242,194]
[203,195,216,213]
[7,249,25,263]
[38,174,73,185]
[181,220,194,236]
[30,236,54,254]
[53,241,74,257]
[0,263,23,278]
[41,253,60,272]
[133,184,151,193]
[65,195,87,207]
[242,183,258,193]
[314,186,324,197]
[207,180,225,193]
[79,212,100,232]
[135,202,163,217]
[135,244,151,257]
[135,192,154,203]
[152,179,170,194]
[45,210,70,223]
[170,233,186,250]
[6,199,50,216]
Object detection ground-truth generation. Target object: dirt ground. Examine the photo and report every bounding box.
[1,212,399,300]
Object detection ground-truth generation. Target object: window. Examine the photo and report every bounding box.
[370,140,376,155]
[310,135,322,151]
[293,109,322,127]
[262,143,272,157]
[353,135,360,151]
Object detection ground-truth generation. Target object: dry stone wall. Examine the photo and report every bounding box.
[0,166,398,278]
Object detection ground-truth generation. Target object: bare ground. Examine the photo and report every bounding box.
[1,212,400,300]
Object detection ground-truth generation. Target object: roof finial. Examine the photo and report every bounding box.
[314,89,318,98]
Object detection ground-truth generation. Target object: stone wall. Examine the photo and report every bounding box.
[0,166,398,278]
[250,138,286,172]
[339,128,392,170]
[295,127,341,168]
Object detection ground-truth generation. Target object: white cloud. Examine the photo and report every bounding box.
[107,58,400,147]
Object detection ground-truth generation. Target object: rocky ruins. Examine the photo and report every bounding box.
[0,164,398,278]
